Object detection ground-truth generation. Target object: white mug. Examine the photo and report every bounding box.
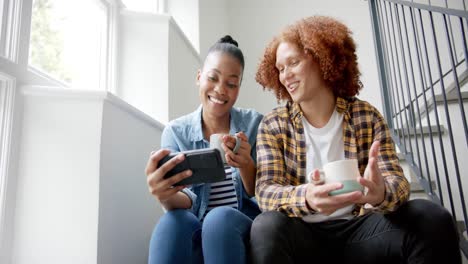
[312,159,364,196]
[209,133,241,164]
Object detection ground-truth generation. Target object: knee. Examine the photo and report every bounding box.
[202,207,248,236]
[402,200,460,258]
[156,209,200,235]
[251,211,289,241]
[406,199,454,224]
[402,199,456,234]
[204,206,239,221]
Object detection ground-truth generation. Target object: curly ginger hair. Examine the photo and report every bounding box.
[256,16,363,101]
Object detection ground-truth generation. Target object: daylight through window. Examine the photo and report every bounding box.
[29,0,108,89]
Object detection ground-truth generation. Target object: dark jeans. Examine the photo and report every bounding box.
[250,199,461,264]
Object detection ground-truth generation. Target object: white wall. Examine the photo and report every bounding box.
[168,18,202,120]
[166,0,200,53]
[12,88,103,264]
[11,87,165,264]
[118,11,169,123]
[226,0,383,114]
[199,0,229,58]
[97,94,164,264]
[118,11,202,123]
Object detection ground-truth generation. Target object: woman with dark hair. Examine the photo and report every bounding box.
[145,35,262,264]
[251,16,461,264]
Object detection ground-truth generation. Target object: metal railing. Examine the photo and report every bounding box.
[369,0,468,257]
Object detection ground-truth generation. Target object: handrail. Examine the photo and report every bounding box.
[384,0,468,18]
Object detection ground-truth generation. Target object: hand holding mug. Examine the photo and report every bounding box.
[224,132,253,168]
[313,159,364,196]
[306,169,363,215]
[210,132,253,169]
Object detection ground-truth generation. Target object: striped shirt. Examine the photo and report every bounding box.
[203,166,238,219]
[255,97,410,218]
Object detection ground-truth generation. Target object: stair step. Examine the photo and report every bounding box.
[434,90,468,103]
[395,125,445,137]
[419,90,468,118]
[438,67,468,95]
[457,220,467,234]
[418,66,468,118]
[397,152,405,160]
[409,191,430,200]
[410,180,436,193]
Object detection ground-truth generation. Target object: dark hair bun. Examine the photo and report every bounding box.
[218,35,238,47]
[205,34,244,70]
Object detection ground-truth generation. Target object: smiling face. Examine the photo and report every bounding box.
[275,42,328,105]
[197,51,242,118]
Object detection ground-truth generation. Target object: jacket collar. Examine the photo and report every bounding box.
[189,105,246,142]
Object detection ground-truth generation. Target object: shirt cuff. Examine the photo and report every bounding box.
[180,188,197,212]
[294,184,316,215]
[363,182,392,213]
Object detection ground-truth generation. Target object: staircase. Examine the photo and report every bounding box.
[368,0,468,259]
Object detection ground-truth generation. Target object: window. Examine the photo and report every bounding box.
[120,0,163,13]
[0,0,4,44]
[0,0,20,60]
[0,0,6,57]
[29,0,109,89]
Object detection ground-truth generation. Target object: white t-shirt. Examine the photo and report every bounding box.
[301,110,355,223]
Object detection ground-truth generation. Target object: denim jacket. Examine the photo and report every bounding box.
[161,105,263,220]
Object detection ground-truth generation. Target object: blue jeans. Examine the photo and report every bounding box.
[148,206,253,264]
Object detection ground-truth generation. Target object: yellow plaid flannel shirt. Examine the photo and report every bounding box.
[255,97,410,217]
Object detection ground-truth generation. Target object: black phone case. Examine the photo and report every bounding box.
[158,148,226,186]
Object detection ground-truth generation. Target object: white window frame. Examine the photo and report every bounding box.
[157,0,167,13]
[0,0,24,262]
[0,72,16,263]
[101,0,119,94]
[0,0,21,62]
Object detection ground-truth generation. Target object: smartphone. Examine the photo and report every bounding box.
[157,148,226,186]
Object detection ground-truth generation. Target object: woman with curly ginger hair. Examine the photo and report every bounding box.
[256,16,362,101]
[250,16,461,264]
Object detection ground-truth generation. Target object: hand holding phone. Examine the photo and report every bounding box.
[145,149,192,203]
[157,148,226,186]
